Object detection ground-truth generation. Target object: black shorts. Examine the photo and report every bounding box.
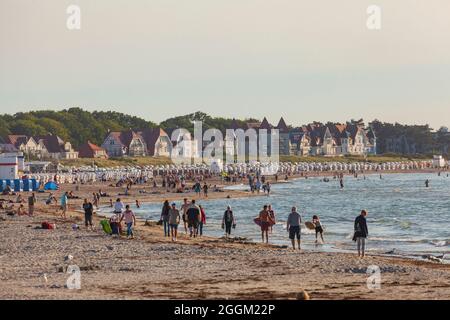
[188,220,199,229]
[315,226,323,233]
[289,226,300,240]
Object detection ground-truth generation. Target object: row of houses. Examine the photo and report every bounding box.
[226,117,377,157]
[0,117,377,160]
[0,135,79,160]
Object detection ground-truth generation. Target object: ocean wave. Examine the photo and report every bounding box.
[369,237,449,246]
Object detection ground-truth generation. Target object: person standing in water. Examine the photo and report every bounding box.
[198,205,206,236]
[259,205,272,243]
[202,183,208,198]
[286,207,301,250]
[268,204,276,234]
[353,210,369,258]
[425,179,430,188]
[312,215,324,243]
[222,205,235,238]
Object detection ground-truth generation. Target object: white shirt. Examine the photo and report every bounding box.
[114,202,124,213]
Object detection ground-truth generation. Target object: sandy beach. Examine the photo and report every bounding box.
[1,186,449,300]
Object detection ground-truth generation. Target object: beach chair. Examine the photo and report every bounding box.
[23,179,30,192]
[14,180,22,192]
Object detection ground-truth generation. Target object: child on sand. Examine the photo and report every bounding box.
[312,215,324,243]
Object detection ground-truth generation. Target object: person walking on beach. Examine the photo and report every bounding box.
[286,207,301,250]
[198,205,206,236]
[313,215,324,243]
[222,205,235,238]
[259,205,272,243]
[168,202,181,241]
[186,199,201,238]
[60,192,68,218]
[266,182,271,196]
[28,192,36,217]
[82,199,94,231]
[353,210,369,258]
[181,198,190,234]
[120,205,136,239]
[160,200,171,237]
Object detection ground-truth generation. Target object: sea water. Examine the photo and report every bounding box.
[134,172,450,258]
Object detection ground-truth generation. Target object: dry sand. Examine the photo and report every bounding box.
[0,206,449,300]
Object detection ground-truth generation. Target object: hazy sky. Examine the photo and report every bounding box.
[1,0,449,129]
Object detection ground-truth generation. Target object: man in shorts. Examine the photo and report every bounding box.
[259,205,272,243]
[286,206,301,250]
[168,202,181,241]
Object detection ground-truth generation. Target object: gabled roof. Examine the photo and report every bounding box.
[82,141,104,151]
[78,141,106,158]
[137,128,169,156]
[259,117,272,130]
[107,130,143,148]
[33,135,66,153]
[275,117,289,132]
[5,135,29,148]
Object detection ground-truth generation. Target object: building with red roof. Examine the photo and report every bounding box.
[78,141,108,159]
